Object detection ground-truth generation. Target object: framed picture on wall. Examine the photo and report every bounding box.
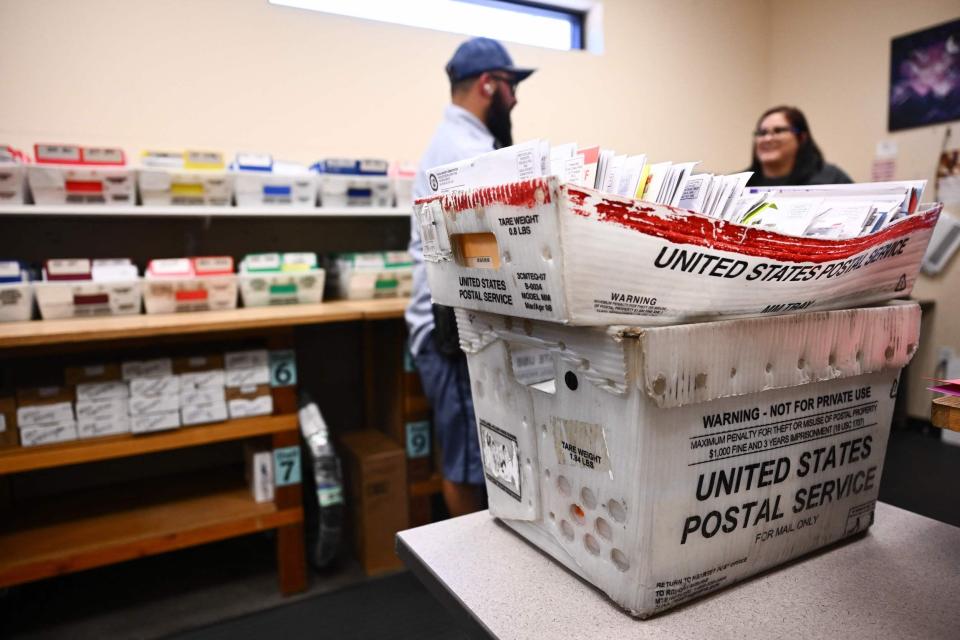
[888,18,960,132]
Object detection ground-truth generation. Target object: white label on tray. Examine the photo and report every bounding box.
[36,144,81,162]
[193,256,233,274]
[47,258,91,276]
[122,358,174,380]
[479,418,521,501]
[551,416,611,474]
[148,258,192,277]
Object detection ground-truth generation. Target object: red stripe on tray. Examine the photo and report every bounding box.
[565,186,940,264]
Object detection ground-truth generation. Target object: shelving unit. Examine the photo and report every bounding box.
[0,204,411,218]
[0,471,302,589]
[0,298,409,349]
[0,298,408,595]
[0,414,297,474]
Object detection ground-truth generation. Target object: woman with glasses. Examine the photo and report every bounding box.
[746,106,852,186]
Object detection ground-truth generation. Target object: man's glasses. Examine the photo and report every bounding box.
[753,126,797,138]
[489,73,518,96]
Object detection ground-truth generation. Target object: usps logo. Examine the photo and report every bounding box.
[429,173,439,192]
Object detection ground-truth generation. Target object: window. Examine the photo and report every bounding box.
[269,0,602,52]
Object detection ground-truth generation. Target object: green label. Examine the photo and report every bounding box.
[406,420,431,459]
[269,350,297,387]
[273,446,301,486]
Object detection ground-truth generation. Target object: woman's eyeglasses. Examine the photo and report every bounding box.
[753,126,797,138]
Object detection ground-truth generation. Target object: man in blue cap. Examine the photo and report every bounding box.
[406,37,534,516]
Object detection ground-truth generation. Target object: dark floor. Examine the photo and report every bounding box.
[2,425,957,639]
[878,425,960,527]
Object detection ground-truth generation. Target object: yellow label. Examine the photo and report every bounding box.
[171,182,205,196]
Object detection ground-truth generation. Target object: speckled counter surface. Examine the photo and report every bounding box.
[396,502,960,640]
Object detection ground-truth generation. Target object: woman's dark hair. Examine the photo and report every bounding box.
[748,106,825,184]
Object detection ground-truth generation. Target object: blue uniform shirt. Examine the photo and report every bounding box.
[406,104,495,357]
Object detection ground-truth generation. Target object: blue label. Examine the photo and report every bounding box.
[274,446,301,486]
[406,420,431,459]
[269,350,297,387]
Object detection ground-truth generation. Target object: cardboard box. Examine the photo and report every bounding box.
[129,375,180,397]
[226,385,273,418]
[76,380,129,402]
[0,396,18,449]
[17,402,75,428]
[20,422,78,447]
[173,355,224,374]
[122,358,173,380]
[225,349,269,370]
[78,415,131,439]
[128,394,180,416]
[16,385,75,406]
[180,387,225,408]
[130,410,180,434]
[76,396,128,421]
[416,176,941,325]
[455,302,919,617]
[245,445,275,503]
[339,430,409,574]
[181,402,228,426]
[65,363,122,385]
[179,369,226,390]
[225,367,270,388]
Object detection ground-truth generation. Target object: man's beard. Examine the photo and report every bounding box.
[485,88,513,149]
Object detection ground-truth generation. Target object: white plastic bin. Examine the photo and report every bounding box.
[34,279,142,319]
[457,302,919,617]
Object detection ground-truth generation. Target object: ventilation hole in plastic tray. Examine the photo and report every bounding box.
[611,548,630,572]
[580,486,597,510]
[595,517,612,541]
[608,499,626,523]
[584,533,600,556]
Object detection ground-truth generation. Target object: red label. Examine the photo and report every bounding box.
[176,289,208,301]
[74,293,109,305]
[65,180,103,194]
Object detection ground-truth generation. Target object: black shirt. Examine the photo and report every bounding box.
[747,163,853,187]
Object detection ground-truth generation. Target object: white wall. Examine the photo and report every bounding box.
[2,0,957,417]
[0,0,769,171]
[766,0,960,418]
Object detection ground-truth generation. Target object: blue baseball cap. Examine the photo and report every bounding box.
[445,37,535,83]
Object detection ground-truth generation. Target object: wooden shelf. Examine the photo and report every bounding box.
[0,204,411,218]
[0,414,297,475]
[410,473,443,498]
[0,298,408,348]
[932,395,960,432]
[0,472,302,588]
